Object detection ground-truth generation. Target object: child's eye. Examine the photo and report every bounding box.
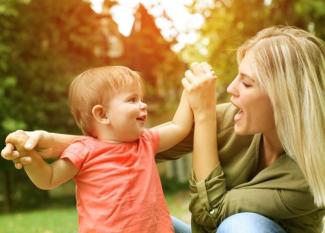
[128,97,137,102]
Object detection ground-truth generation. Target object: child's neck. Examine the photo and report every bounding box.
[92,122,140,143]
[94,128,124,144]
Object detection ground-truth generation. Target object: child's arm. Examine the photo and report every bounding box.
[153,90,193,153]
[22,149,77,190]
[9,133,78,190]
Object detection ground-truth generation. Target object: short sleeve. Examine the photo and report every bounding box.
[60,139,90,170]
[142,129,160,154]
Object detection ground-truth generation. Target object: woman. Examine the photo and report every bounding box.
[163,26,325,233]
[2,26,325,233]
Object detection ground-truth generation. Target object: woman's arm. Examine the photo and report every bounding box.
[183,62,219,181]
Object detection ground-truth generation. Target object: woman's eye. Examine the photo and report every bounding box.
[242,82,252,88]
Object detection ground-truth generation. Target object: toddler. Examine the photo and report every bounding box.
[14,66,193,233]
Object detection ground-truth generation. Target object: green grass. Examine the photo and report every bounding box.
[0,191,190,233]
[0,207,77,233]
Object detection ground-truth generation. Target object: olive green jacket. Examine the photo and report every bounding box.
[158,103,324,233]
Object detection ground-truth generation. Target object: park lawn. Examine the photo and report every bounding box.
[0,191,190,233]
[0,207,77,233]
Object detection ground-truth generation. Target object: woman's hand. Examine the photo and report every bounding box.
[1,130,48,169]
[182,62,217,121]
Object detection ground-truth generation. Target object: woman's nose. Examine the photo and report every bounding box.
[227,77,239,96]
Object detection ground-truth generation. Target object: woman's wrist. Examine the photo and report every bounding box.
[193,109,216,122]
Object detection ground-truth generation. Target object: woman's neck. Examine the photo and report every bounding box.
[258,130,284,170]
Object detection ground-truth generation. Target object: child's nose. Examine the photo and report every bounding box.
[139,101,147,110]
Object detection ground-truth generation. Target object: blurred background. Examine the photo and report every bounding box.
[0,0,324,232]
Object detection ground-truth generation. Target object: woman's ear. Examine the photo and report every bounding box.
[91,105,110,124]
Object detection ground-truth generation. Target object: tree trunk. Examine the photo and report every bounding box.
[3,170,12,212]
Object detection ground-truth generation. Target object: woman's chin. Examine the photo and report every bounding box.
[234,124,247,135]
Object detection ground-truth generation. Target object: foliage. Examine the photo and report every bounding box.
[181,0,325,101]
[0,0,107,136]
[0,0,186,211]
[0,0,108,210]
[120,4,186,108]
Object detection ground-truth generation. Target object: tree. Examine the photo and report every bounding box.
[181,0,325,101]
[0,0,108,211]
[122,4,186,118]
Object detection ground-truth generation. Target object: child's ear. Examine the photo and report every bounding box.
[91,105,110,124]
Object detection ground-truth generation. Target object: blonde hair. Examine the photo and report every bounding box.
[68,66,143,136]
[237,26,325,207]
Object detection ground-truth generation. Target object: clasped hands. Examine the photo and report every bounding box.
[182,62,217,119]
[1,130,46,169]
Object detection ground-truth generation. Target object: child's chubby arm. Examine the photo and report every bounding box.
[153,90,193,153]
[23,150,78,190]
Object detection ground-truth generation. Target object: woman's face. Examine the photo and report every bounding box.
[227,52,276,135]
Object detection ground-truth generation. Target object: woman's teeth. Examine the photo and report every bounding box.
[234,109,243,121]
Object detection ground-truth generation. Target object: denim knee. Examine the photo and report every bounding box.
[172,216,191,233]
[216,212,286,233]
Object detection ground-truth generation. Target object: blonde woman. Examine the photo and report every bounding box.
[169,26,325,233]
[2,26,325,233]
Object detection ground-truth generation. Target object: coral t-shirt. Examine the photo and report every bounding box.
[61,129,173,233]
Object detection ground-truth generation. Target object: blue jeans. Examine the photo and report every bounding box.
[172,216,191,233]
[172,213,287,233]
[216,212,287,233]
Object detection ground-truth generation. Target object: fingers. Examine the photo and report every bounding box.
[2,130,38,170]
[190,62,207,77]
[183,62,216,90]
[14,162,23,170]
[4,129,40,151]
[189,62,216,80]
[1,144,24,161]
[2,144,32,169]
[16,156,32,165]
[13,156,33,170]
[24,131,41,150]
[5,130,28,151]
[184,69,197,84]
[1,143,15,160]
[182,77,191,90]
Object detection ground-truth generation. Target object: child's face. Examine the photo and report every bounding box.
[106,86,147,142]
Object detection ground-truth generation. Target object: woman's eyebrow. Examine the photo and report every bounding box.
[239,72,255,82]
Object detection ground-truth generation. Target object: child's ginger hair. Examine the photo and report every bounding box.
[68,66,143,136]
